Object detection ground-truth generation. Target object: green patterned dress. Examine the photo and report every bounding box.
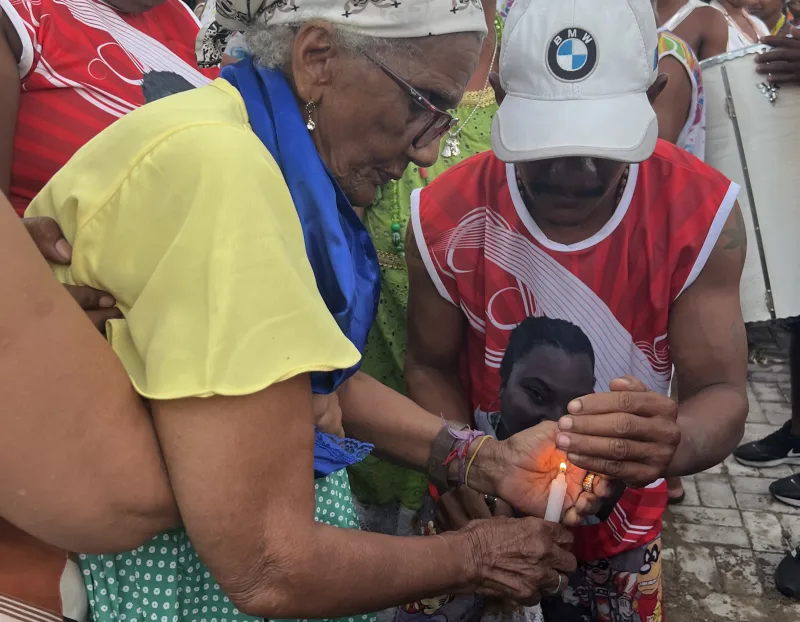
[79,470,375,622]
[349,20,502,534]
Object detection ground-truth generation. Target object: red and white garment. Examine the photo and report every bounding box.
[411,140,739,561]
[2,0,218,216]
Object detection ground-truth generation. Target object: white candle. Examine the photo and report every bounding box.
[544,462,568,523]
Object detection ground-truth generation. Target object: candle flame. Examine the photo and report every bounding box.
[559,462,567,474]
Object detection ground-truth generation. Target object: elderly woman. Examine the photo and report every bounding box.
[16,1,621,620]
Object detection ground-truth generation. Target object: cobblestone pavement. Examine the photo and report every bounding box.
[663,325,800,621]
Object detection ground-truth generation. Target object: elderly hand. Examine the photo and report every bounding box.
[756,35,800,85]
[554,375,681,488]
[23,216,122,332]
[487,421,613,525]
[450,515,577,605]
[313,392,345,437]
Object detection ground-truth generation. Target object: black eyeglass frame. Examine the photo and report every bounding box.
[361,50,458,150]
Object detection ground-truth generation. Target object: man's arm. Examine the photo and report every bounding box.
[404,225,472,424]
[0,196,178,552]
[0,11,21,197]
[668,202,749,475]
[653,56,693,146]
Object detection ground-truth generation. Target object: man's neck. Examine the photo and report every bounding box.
[522,194,620,247]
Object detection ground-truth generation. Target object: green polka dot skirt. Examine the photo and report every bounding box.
[78,470,376,622]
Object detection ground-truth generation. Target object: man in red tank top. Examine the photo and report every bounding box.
[405,0,748,620]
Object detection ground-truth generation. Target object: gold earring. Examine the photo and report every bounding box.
[305,101,316,131]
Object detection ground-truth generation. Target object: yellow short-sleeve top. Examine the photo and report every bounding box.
[26,80,361,400]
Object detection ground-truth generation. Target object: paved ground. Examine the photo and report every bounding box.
[663,324,800,621]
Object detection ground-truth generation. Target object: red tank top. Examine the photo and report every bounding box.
[412,141,739,560]
[4,0,218,216]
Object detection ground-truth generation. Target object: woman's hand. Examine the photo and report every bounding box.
[450,515,577,605]
[313,392,344,437]
[23,216,122,332]
[482,422,611,525]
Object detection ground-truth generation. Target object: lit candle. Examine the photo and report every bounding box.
[544,462,568,523]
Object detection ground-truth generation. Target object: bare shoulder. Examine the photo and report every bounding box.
[697,201,747,289]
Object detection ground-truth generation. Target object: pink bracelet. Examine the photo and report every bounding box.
[442,428,486,487]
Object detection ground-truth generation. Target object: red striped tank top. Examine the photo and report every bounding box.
[3,0,218,216]
[411,140,739,561]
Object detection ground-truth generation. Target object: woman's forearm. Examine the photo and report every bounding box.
[339,371,444,469]
[238,522,475,618]
[338,372,499,494]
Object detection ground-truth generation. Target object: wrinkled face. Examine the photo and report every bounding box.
[498,344,594,438]
[515,157,628,228]
[103,0,168,12]
[291,27,482,207]
[637,541,663,595]
[748,0,782,18]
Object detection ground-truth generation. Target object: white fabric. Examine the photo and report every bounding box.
[492,0,659,163]
[708,0,771,50]
[661,0,706,31]
[214,0,488,38]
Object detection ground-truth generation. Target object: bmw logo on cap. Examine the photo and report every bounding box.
[547,28,598,82]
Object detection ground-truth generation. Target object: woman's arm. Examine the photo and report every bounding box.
[0,197,178,552]
[154,372,576,617]
[0,11,21,197]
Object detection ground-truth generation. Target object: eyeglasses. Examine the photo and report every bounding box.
[362,50,458,150]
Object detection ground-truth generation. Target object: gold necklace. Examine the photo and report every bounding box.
[442,37,499,159]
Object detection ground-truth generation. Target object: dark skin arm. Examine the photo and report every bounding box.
[0,11,21,198]
[405,225,472,424]
[667,203,748,474]
[556,204,748,479]
[673,8,729,61]
[653,56,693,146]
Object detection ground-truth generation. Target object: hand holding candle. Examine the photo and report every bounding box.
[544,461,568,522]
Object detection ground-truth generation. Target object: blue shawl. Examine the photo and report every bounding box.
[222,59,378,477]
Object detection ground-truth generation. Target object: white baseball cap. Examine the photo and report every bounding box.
[491,0,660,163]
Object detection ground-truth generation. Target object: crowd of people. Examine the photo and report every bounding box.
[1,0,800,620]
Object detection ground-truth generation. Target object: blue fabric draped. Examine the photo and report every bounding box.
[222,59,378,478]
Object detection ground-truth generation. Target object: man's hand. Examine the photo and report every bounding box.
[23,216,122,332]
[756,36,800,85]
[554,376,681,488]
